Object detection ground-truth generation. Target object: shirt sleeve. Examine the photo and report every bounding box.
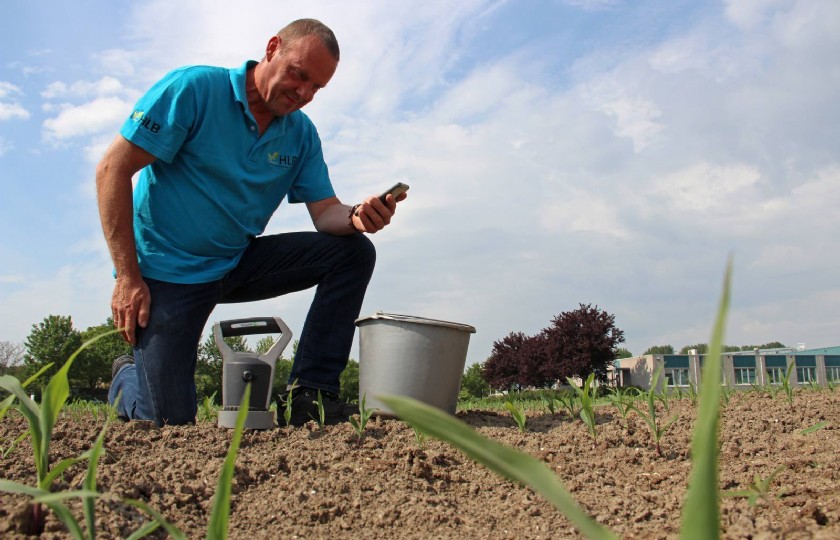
[119,67,197,163]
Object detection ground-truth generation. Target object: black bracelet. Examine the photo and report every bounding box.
[349,204,363,233]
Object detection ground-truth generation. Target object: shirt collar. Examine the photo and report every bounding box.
[229,60,297,129]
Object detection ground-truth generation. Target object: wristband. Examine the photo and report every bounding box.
[349,204,364,233]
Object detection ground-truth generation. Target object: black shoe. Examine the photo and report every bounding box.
[278,387,350,427]
[112,355,134,380]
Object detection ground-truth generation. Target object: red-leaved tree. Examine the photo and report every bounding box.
[542,303,625,384]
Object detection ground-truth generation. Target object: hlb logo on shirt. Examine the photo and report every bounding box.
[131,110,161,133]
[267,151,298,168]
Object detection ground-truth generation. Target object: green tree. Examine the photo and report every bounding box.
[461,362,490,398]
[195,332,251,402]
[339,359,359,403]
[643,345,674,355]
[739,341,786,351]
[23,315,82,383]
[77,317,131,389]
[614,347,633,359]
[679,343,708,354]
[255,336,275,355]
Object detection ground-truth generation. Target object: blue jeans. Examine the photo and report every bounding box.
[108,232,376,426]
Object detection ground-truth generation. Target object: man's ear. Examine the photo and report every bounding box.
[266,35,282,61]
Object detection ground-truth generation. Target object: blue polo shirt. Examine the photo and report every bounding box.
[119,60,335,284]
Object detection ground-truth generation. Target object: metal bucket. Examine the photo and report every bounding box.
[355,312,476,416]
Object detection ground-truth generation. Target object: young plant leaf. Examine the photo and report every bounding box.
[206,382,251,540]
[680,257,732,540]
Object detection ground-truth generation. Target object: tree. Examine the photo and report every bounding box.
[339,359,359,403]
[542,304,625,384]
[23,315,82,383]
[615,347,633,359]
[679,343,708,354]
[77,318,131,390]
[195,333,251,402]
[739,342,786,351]
[0,341,24,377]
[643,345,674,355]
[482,332,531,390]
[461,362,490,398]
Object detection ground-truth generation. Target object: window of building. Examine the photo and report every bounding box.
[665,368,689,387]
[796,366,817,383]
[766,367,785,385]
[828,366,840,383]
[734,367,756,385]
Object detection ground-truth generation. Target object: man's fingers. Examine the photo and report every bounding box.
[137,295,151,328]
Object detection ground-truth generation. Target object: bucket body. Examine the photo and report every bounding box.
[356,312,476,416]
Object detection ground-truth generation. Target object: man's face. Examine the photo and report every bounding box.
[258,34,338,116]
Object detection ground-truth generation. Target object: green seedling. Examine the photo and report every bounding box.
[504,397,527,432]
[800,421,828,435]
[283,387,294,427]
[606,387,637,431]
[199,392,218,422]
[723,465,786,507]
[781,363,795,407]
[631,366,679,456]
[567,373,598,444]
[720,378,733,408]
[349,392,376,443]
[654,382,672,412]
[541,394,559,415]
[413,426,428,449]
[686,381,698,405]
[313,390,326,429]
[556,392,580,419]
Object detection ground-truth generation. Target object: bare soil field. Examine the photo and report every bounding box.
[1,390,838,539]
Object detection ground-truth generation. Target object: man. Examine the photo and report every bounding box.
[96,19,403,427]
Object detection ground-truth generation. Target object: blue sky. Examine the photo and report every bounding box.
[1,0,838,365]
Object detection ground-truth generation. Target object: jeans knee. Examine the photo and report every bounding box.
[346,233,376,274]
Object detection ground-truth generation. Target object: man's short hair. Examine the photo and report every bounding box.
[277,19,340,61]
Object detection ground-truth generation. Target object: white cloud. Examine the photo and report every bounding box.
[0,81,30,121]
[0,81,24,99]
[0,102,30,120]
[42,96,131,140]
[41,76,127,100]
[0,136,13,156]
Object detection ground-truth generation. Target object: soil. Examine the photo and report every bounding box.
[1,391,838,539]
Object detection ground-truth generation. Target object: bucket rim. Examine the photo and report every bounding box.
[355,311,476,333]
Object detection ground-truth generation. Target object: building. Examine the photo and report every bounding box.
[613,345,840,391]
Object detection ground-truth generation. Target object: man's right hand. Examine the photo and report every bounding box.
[112,275,151,345]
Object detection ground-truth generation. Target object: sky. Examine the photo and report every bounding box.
[1,0,838,367]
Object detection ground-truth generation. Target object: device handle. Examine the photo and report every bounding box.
[213,316,293,365]
[218,317,282,337]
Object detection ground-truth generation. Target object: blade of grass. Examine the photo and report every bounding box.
[206,382,251,540]
[83,420,110,537]
[800,421,828,435]
[680,257,732,540]
[380,395,618,540]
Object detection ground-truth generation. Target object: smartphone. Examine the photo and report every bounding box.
[378,181,410,203]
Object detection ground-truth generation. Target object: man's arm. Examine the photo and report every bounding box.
[95,135,157,345]
[306,193,404,235]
